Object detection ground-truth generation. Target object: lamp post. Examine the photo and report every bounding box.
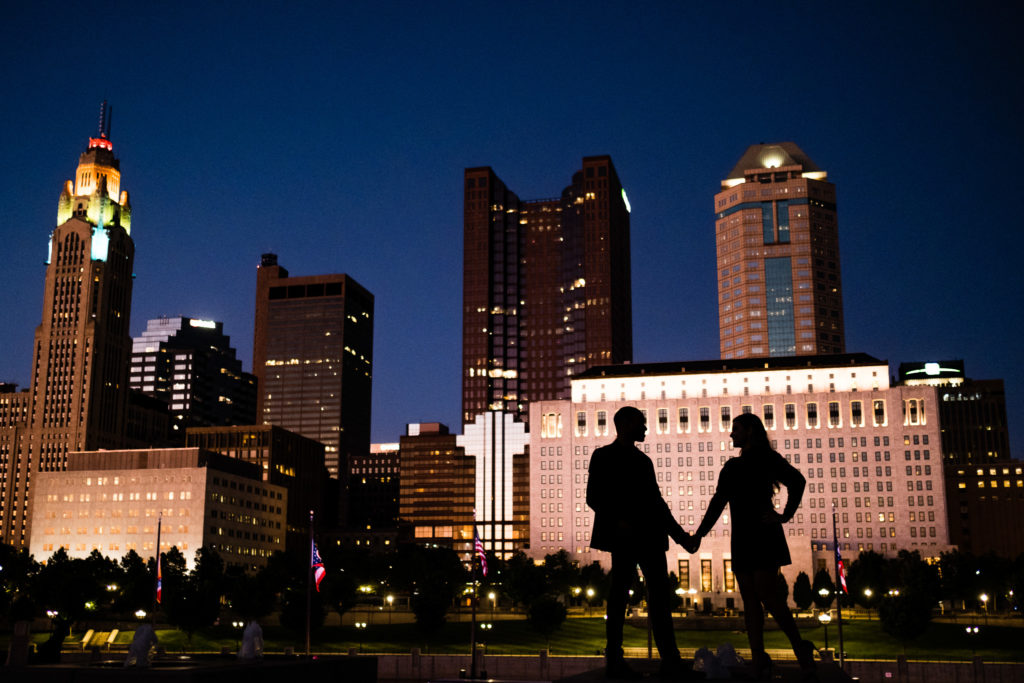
[386,594,394,624]
[587,587,595,617]
[232,620,244,652]
[354,621,367,653]
[965,625,979,656]
[488,591,496,620]
[980,593,989,624]
[818,587,831,613]
[818,612,832,651]
[864,588,873,620]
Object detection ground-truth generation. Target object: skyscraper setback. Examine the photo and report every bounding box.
[715,143,844,359]
[462,156,633,425]
[253,253,374,480]
[0,105,135,546]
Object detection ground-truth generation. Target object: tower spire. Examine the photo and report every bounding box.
[98,101,108,138]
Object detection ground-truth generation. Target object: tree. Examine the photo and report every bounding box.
[847,550,889,608]
[776,572,790,605]
[163,547,223,647]
[812,569,835,610]
[503,551,545,608]
[527,596,567,649]
[225,566,276,622]
[892,550,941,605]
[793,572,813,611]
[115,550,153,616]
[938,549,977,611]
[579,561,609,604]
[879,591,933,653]
[279,586,326,636]
[0,543,39,622]
[543,550,581,602]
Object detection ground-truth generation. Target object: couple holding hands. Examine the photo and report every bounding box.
[587,407,817,681]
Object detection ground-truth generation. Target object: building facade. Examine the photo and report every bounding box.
[253,252,374,483]
[898,361,1022,558]
[898,361,1011,465]
[350,442,401,531]
[462,156,633,425]
[29,447,286,569]
[457,412,530,559]
[528,354,952,610]
[130,316,256,437]
[715,143,844,359]
[397,423,475,556]
[185,424,327,550]
[1,106,135,547]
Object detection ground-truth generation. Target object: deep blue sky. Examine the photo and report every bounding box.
[2,2,1022,455]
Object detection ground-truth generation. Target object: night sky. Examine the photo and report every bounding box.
[2,2,1022,456]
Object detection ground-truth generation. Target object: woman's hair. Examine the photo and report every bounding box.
[733,412,780,491]
[733,412,770,451]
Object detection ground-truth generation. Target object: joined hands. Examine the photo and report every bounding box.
[672,528,701,554]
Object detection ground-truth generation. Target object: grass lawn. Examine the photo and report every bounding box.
[6,617,1021,662]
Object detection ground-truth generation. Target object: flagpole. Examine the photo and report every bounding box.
[152,513,162,625]
[469,524,478,680]
[306,509,313,657]
[831,504,845,669]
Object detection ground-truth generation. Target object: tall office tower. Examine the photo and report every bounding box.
[129,316,257,436]
[253,253,374,484]
[715,143,844,359]
[0,104,135,546]
[462,156,633,425]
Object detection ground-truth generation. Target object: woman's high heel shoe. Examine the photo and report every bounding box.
[795,640,819,681]
[750,651,773,680]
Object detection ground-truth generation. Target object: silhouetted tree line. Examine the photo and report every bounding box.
[6,542,1018,651]
[0,542,611,647]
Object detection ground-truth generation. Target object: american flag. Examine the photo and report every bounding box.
[474,528,488,577]
[835,543,848,594]
[156,553,162,604]
[312,541,326,592]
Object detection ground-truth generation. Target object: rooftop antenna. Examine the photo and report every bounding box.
[106,104,113,139]
[98,101,109,139]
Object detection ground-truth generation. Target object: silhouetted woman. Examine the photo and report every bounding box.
[692,412,816,680]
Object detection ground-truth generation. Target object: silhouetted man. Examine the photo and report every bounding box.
[587,406,694,679]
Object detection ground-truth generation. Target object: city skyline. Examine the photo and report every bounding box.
[1,3,1021,456]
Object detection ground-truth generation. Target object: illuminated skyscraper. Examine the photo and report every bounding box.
[462,156,633,425]
[0,104,135,546]
[129,316,257,436]
[252,253,374,482]
[715,143,845,359]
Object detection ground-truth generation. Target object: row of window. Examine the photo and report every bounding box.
[548,399,928,439]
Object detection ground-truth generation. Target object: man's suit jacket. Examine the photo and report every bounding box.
[586,440,682,553]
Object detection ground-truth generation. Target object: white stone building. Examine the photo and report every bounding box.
[30,447,286,569]
[528,354,952,611]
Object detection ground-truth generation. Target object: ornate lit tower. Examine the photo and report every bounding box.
[0,103,135,546]
[714,143,844,359]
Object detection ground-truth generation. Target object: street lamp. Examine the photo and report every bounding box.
[818,587,831,612]
[586,587,595,617]
[134,610,147,620]
[818,612,832,650]
[488,591,496,619]
[386,594,394,624]
[965,625,980,656]
[864,588,873,620]
[354,621,367,652]
[232,620,244,652]
[980,593,989,623]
